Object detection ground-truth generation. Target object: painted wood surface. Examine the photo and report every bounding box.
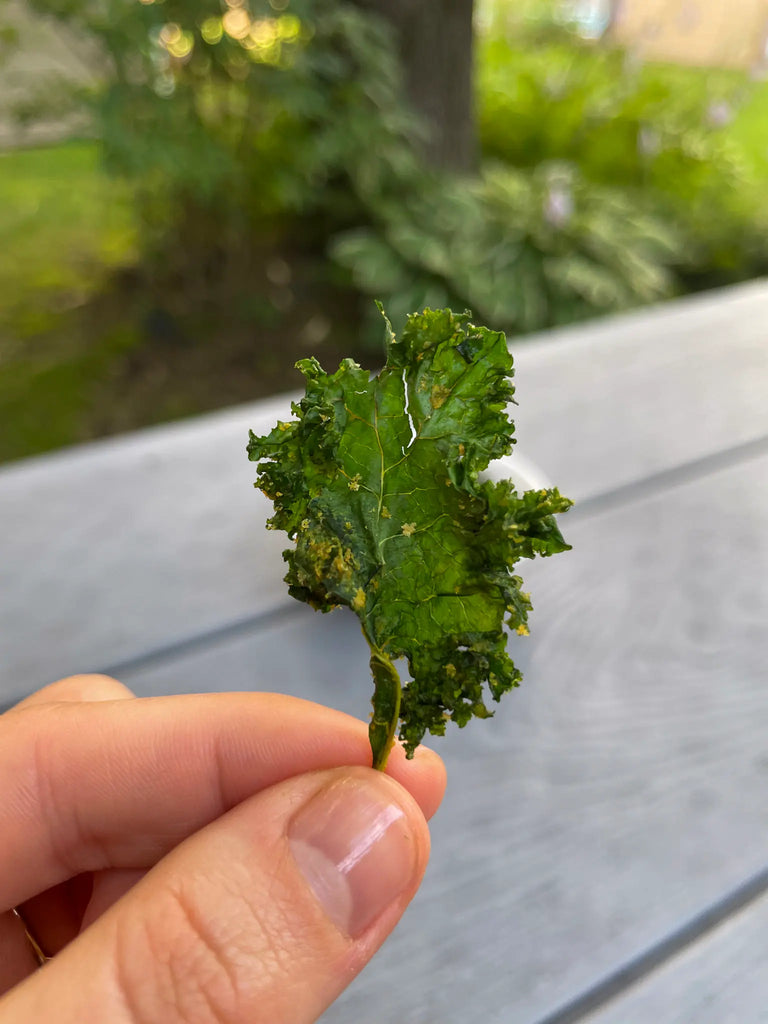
[1,281,767,1022]
[583,893,768,1024]
[110,451,768,1024]
[510,277,768,503]
[2,280,768,698]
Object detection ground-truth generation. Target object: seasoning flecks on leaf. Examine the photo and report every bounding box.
[248,307,571,768]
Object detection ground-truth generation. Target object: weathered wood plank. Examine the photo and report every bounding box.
[3,280,768,701]
[112,452,768,1024]
[0,398,291,695]
[511,278,768,503]
[583,892,768,1024]
[0,402,541,699]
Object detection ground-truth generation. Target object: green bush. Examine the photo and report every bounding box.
[9,0,765,362]
[18,0,422,278]
[332,160,682,339]
[477,9,768,287]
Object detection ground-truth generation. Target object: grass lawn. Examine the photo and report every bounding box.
[0,139,137,331]
[728,76,768,179]
[0,138,366,464]
[0,139,140,462]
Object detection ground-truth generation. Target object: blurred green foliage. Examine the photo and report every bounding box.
[478,3,768,288]
[3,0,768,464]
[0,142,138,462]
[19,0,422,281]
[333,161,680,338]
[11,0,698,344]
[0,142,136,336]
[338,0,768,335]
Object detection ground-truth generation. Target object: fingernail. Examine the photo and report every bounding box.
[288,775,419,938]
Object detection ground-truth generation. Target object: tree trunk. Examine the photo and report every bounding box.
[354,0,477,174]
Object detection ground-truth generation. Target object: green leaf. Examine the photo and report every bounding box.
[248,307,571,764]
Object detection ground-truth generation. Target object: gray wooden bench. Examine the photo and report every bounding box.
[2,279,768,1022]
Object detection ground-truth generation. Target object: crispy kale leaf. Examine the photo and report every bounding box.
[248,308,571,767]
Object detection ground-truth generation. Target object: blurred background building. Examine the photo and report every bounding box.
[609,0,768,70]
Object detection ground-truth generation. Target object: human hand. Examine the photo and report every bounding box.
[0,674,446,1023]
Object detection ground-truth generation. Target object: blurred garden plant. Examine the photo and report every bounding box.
[5,0,768,349]
[9,0,692,345]
[336,0,768,338]
[15,0,423,287]
[478,0,768,289]
[333,161,680,338]
[3,0,768,465]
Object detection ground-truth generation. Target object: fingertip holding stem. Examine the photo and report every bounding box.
[0,767,431,1024]
[368,646,402,771]
[289,772,424,939]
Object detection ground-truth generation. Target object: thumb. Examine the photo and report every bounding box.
[1,767,430,1024]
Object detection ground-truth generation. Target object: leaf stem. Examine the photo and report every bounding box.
[367,643,402,771]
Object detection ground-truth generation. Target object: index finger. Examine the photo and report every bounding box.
[0,690,446,910]
[9,674,134,709]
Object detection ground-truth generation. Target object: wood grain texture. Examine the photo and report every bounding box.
[511,278,768,503]
[583,893,768,1024]
[0,398,291,696]
[2,279,767,703]
[0,399,536,700]
[115,453,768,1024]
